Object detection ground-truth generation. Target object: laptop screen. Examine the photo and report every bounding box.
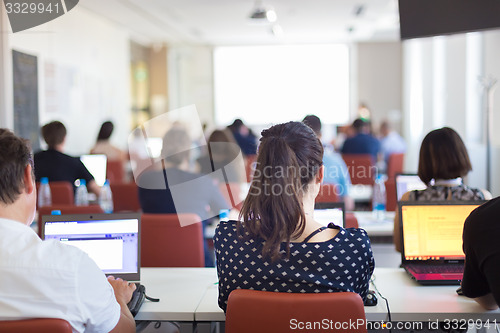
[400,202,482,261]
[42,214,140,281]
[395,174,427,200]
[80,154,107,187]
[313,202,345,228]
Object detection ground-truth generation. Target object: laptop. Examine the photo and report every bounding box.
[399,201,485,285]
[395,173,427,201]
[80,154,107,187]
[313,202,345,228]
[41,213,145,315]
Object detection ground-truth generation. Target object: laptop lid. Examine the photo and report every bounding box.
[80,154,107,187]
[42,213,141,282]
[395,173,427,201]
[313,202,345,228]
[399,201,485,265]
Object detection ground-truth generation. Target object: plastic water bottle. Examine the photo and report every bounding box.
[219,209,230,222]
[372,174,386,221]
[75,179,89,206]
[99,180,114,213]
[38,177,52,207]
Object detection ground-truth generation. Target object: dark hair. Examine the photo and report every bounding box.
[302,115,321,136]
[207,129,238,158]
[352,118,369,132]
[0,129,34,204]
[418,127,472,185]
[238,122,323,261]
[161,126,191,166]
[41,121,66,149]
[228,119,244,131]
[97,121,114,141]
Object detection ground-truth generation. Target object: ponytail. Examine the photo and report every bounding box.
[238,122,323,261]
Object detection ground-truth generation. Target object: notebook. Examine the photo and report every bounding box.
[41,213,145,315]
[395,173,427,201]
[80,154,107,187]
[313,202,345,228]
[399,201,485,285]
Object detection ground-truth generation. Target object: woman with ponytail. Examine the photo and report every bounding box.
[214,121,374,312]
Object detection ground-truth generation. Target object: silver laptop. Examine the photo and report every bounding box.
[42,213,141,282]
[395,173,426,200]
[313,202,345,228]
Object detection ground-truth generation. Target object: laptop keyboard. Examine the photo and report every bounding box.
[408,264,464,274]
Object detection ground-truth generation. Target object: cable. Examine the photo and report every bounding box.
[370,275,392,332]
[145,294,160,302]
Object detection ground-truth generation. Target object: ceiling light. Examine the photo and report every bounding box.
[249,1,277,24]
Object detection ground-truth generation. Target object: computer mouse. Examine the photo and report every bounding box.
[456,287,464,296]
[364,290,378,306]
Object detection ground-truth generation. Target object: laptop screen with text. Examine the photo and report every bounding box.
[395,174,427,200]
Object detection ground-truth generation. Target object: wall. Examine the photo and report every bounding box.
[357,42,403,132]
[2,6,131,155]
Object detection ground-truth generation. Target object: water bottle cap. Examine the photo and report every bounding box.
[219,209,229,219]
[79,179,86,186]
[104,179,110,186]
[51,210,62,215]
[41,177,49,184]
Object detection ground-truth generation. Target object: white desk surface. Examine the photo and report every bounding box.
[136,268,217,321]
[354,211,394,237]
[137,267,500,323]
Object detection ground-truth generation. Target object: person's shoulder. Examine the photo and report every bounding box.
[343,227,370,239]
[215,220,238,234]
[465,196,500,225]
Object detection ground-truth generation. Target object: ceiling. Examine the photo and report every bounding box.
[80,0,400,46]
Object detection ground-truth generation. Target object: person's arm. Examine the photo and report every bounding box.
[473,294,499,310]
[88,179,101,197]
[108,276,136,333]
[481,189,493,200]
[393,191,411,252]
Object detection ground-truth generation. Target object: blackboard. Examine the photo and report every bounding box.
[13,50,40,151]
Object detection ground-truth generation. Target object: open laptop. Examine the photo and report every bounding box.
[41,213,145,315]
[395,173,427,200]
[399,201,485,285]
[80,154,107,187]
[313,202,345,228]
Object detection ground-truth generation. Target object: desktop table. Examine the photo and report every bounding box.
[354,211,394,237]
[137,267,500,326]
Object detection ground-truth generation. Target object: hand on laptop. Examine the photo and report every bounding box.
[108,276,136,304]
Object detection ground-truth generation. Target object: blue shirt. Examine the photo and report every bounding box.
[341,133,381,160]
[214,221,375,312]
[322,150,352,197]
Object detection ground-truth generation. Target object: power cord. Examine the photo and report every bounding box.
[370,275,392,332]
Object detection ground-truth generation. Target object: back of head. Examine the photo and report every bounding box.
[228,119,244,132]
[380,120,390,137]
[0,129,33,204]
[97,121,114,141]
[161,125,191,167]
[418,127,472,184]
[41,121,66,149]
[352,118,369,134]
[239,121,323,261]
[208,129,238,157]
[302,115,322,137]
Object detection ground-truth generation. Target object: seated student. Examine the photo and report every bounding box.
[34,121,101,196]
[90,121,127,162]
[0,129,135,332]
[394,127,491,252]
[214,121,374,312]
[378,120,406,163]
[341,118,381,161]
[462,197,500,310]
[227,119,258,156]
[302,115,354,211]
[137,125,230,267]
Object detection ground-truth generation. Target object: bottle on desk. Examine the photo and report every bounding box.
[38,177,52,207]
[75,179,89,206]
[99,180,114,213]
[372,173,386,221]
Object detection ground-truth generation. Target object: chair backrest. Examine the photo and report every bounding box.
[315,184,339,203]
[345,212,359,228]
[106,159,125,183]
[0,318,72,333]
[37,204,104,236]
[244,154,257,182]
[141,213,204,267]
[226,289,367,333]
[36,181,74,206]
[109,182,141,212]
[385,178,397,211]
[341,154,376,185]
[386,153,404,180]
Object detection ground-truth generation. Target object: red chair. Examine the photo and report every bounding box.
[37,205,104,237]
[341,154,376,185]
[0,318,72,333]
[106,160,125,183]
[345,212,359,228]
[386,153,404,180]
[141,213,204,267]
[226,289,367,333]
[36,181,74,206]
[109,182,141,212]
[315,184,339,203]
[244,154,257,182]
[385,178,397,211]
